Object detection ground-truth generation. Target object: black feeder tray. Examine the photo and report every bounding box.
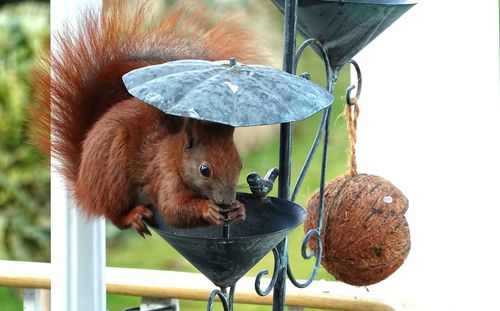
[147,193,305,289]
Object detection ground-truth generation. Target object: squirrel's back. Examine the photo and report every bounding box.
[31,1,261,187]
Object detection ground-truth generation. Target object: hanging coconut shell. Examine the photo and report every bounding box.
[304,173,410,286]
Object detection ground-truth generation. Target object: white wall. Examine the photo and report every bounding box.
[352,0,500,310]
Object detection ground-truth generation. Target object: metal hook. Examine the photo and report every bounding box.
[345,85,356,106]
[345,59,362,106]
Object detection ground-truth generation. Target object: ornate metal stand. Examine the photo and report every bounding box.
[254,1,416,310]
[124,1,415,310]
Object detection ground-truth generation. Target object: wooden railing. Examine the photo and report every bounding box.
[0,260,399,310]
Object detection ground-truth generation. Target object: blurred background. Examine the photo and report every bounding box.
[0,0,352,310]
[0,1,50,309]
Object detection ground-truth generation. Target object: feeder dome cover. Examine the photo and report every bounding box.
[122,59,333,127]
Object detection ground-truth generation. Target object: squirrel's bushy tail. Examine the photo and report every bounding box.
[30,1,261,186]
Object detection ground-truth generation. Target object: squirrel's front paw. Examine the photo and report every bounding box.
[202,200,246,225]
[224,200,246,224]
[202,201,227,225]
[124,205,154,238]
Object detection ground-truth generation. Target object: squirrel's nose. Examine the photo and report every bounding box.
[214,190,236,206]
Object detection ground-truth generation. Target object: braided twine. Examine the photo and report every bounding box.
[344,97,360,177]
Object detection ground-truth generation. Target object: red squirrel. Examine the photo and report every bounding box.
[30,2,263,237]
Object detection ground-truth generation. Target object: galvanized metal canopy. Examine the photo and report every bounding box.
[122,59,333,127]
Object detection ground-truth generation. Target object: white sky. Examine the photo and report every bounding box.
[351,0,500,310]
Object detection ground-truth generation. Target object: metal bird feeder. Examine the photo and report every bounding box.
[123,0,415,310]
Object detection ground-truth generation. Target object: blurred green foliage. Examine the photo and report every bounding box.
[0,2,50,261]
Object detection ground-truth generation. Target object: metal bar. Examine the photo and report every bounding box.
[316,106,332,233]
[275,0,298,310]
[272,237,289,311]
[291,109,327,202]
[228,285,236,311]
[278,124,292,200]
[23,288,42,311]
[315,67,337,234]
[291,39,333,201]
[140,297,179,311]
[278,0,298,200]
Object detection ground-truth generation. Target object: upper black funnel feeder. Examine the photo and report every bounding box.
[271,0,416,71]
[147,193,306,289]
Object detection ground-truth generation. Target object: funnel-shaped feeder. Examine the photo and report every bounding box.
[147,193,306,288]
[271,0,416,70]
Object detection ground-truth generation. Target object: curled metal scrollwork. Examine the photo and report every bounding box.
[293,38,331,78]
[287,228,322,288]
[291,109,328,202]
[254,247,280,296]
[287,37,334,290]
[291,38,334,201]
[207,286,235,311]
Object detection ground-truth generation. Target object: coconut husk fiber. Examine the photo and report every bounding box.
[305,173,410,286]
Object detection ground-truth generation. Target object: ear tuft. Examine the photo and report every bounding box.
[184,118,195,150]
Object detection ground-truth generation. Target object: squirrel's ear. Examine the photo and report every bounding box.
[184,118,195,150]
[202,121,234,137]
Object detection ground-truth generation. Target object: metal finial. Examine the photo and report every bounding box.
[300,72,311,80]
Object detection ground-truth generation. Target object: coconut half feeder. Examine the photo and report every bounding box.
[304,99,411,286]
[305,174,410,286]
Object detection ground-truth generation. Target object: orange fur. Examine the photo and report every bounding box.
[30,1,260,233]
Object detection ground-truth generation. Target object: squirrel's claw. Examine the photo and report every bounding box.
[224,200,246,224]
[124,205,154,238]
[202,200,246,226]
[203,202,226,225]
[137,226,152,239]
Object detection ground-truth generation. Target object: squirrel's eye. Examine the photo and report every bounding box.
[199,164,211,177]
